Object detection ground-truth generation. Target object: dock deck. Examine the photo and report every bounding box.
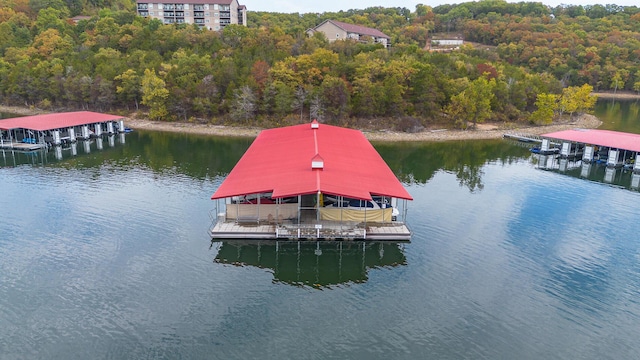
[210,219,411,241]
[0,141,46,151]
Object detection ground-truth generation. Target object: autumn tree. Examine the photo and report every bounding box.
[530,93,558,125]
[446,76,496,130]
[559,84,597,118]
[610,69,629,95]
[319,76,350,122]
[114,69,141,110]
[141,68,169,120]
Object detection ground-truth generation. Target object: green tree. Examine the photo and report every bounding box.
[446,76,496,129]
[633,70,640,95]
[114,69,141,110]
[530,93,558,125]
[610,69,629,95]
[141,68,169,120]
[319,75,350,122]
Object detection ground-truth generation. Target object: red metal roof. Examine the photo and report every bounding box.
[0,111,124,131]
[541,129,640,153]
[211,122,412,201]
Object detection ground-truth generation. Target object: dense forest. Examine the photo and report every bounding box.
[0,0,638,130]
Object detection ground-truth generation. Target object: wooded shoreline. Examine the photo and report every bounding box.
[3,94,630,142]
[122,113,603,142]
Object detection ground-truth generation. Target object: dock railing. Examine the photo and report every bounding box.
[276,222,366,240]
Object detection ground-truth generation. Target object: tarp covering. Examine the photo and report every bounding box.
[541,129,640,153]
[225,204,298,221]
[0,111,124,131]
[211,122,412,201]
[319,208,392,222]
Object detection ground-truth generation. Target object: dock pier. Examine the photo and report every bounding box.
[1,111,127,151]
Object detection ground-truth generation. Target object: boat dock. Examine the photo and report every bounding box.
[209,121,413,242]
[540,129,640,170]
[210,215,411,241]
[1,111,127,150]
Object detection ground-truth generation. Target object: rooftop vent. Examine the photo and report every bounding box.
[311,154,324,170]
[311,120,319,129]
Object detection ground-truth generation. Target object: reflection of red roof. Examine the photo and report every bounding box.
[542,129,640,152]
[211,122,412,201]
[0,111,124,131]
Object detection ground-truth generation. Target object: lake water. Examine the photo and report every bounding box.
[1,101,640,359]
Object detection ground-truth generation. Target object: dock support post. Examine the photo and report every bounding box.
[82,125,90,139]
[107,122,114,134]
[607,149,619,167]
[53,130,61,145]
[583,146,593,162]
[559,158,568,172]
[541,139,550,153]
[632,173,640,189]
[635,154,640,172]
[604,167,616,183]
[560,142,570,157]
[580,163,591,178]
[94,123,102,137]
[118,120,125,133]
[69,127,76,142]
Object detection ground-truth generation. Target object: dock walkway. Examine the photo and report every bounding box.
[210,220,411,241]
[0,141,46,151]
[503,133,542,143]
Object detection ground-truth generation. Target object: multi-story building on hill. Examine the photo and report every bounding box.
[306,20,390,48]
[136,0,246,30]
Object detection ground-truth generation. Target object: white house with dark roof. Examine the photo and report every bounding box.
[307,20,390,48]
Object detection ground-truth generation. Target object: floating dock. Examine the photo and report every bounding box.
[210,121,413,241]
[540,129,640,171]
[210,212,411,241]
[503,133,542,143]
[0,111,126,150]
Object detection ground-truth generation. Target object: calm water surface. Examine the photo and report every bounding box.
[1,104,640,359]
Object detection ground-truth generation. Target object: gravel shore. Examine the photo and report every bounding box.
[124,114,603,142]
[1,105,603,142]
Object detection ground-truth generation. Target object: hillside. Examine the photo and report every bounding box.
[0,1,638,131]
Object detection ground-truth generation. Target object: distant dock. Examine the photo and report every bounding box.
[503,133,542,143]
[540,129,640,170]
[1,111,127,150]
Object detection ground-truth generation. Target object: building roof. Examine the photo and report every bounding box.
[0,111,124,131]
[541,129,640,153]
[318,20,390,39]
[211,122,412,201]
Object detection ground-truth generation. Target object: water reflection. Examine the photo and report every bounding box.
[375,139,530,192]
[595,99,640,133]
[532,153,639,191]
[0,135,127,168]
[213,240,406,288]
